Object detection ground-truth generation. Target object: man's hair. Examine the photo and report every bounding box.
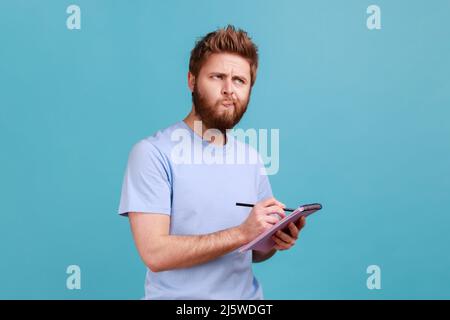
[189,25,259,87]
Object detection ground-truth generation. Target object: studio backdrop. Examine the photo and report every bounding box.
[1,0,449,299]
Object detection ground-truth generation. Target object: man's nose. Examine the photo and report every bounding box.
[221,78,234,97]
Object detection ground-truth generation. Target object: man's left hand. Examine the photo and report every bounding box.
[271,216,306,251]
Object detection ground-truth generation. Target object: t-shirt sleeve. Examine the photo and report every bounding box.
[256,155,273,202]
[118,140,172,217]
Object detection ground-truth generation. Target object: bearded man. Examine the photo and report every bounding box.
[118,25,306,300]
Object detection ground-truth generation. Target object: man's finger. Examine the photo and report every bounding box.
[260,197,277,207]
[272,235,292,248]
[263,205,285,219]
[260,197,285,209]
[273,244,284,251]
[296,216,306,229]
[288,222,299,239]
[275,230,295,244]
[265,215,280,225]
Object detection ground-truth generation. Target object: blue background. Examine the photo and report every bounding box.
[1,0,449,299]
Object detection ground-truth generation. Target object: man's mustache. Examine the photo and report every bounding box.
[219,97,238,104]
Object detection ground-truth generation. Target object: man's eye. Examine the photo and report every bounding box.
[212,75,223,79]
[234,78,245,84]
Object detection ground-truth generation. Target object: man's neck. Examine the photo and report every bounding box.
[183,108,227,146]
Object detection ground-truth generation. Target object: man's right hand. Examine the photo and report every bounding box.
[238,197,286,243]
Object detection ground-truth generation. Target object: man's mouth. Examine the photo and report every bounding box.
[221,101,235,108]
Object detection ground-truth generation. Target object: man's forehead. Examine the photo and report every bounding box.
[202,53,250,75]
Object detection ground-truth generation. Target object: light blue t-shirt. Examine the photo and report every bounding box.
[118,120,273,300]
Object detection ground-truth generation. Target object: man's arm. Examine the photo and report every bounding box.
[129,212,248,272]
[129,197,286,272]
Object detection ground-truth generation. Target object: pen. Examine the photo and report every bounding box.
[235,202,296,212]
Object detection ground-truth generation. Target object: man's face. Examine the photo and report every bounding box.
[190,53,252,132]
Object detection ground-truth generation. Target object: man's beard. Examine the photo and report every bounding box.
[192,84,250,133]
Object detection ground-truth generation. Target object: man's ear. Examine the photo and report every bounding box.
[188,72,195,93]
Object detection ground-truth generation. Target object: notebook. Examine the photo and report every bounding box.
[238,203,322,253]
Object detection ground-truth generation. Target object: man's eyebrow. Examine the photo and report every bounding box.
[232,75,248,82]
[208,72,227,76]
